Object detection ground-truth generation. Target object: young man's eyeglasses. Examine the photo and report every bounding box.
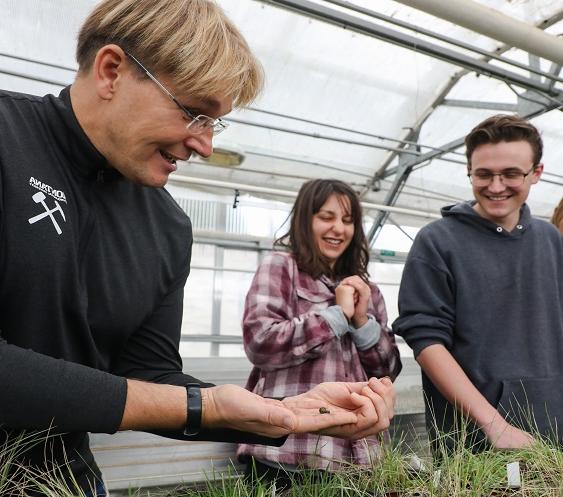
[125,51,228,135]
[467,166,535,188]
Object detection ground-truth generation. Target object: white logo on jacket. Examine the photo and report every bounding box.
[28,192,66,235]
[29,176,67,203]
[27,177,67,235]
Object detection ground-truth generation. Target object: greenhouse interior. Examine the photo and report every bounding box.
[1,0,562,495]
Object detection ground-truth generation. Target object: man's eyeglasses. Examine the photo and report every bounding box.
[467,166,535,188]
[125,51,228,135]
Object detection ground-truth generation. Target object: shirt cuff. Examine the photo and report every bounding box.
[349,315,381,350]
[320,305,349,338]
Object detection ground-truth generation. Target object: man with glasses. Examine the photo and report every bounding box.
[0,0,395,495]
[393,114,563,451]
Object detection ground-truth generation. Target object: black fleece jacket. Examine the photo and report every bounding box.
[0,87,282,492]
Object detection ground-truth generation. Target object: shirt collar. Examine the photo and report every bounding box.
[54,86,120,180]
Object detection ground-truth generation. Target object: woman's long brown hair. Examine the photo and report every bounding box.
[275,179,370,281]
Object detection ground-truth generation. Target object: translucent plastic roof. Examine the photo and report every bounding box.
[1,0,562,230]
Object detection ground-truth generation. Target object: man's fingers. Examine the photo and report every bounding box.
[281,394,359,432]
[349,390,372,411]
[294,411,358,433]
[385,392,395,419]
[368,377,396,419]
[282,397,350,412]
[362,385,390,429]
[340,391,389,440]
[339,381,369,396]
[283,396,359,418]
[359,385,390,433]
[286,406,353,416]
[359,385,383,420]
[225,404,296,438]
[260,405,297,433]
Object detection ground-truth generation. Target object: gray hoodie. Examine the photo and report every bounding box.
[393,201,563,445]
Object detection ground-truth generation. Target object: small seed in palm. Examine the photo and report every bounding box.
[319,407,330,414]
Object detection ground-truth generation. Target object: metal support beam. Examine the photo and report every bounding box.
[170,174,441,220]
[381,90,563,181]
[366,95,563,244]
[547,63,563,93]
[442,99,518,112]
[382,137,465,180]
[226,116,465,165]
[190,231,409,266]
[264,0,560,95]
[366,55,563,241]
[0,52,76,72]
[247,107,468,156]
[349,5,563,243]
[374,56,563,182]
[323,0,563,85]
[210,208,227,356]
[517,91,558,117]
[226,116,437,156]
[0,67,67,87]
[367,8,563,193]
[367,133,422,243]
[394,0,563,67]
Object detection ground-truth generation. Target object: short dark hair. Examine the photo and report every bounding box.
[275,179,370,281]
[465,114,543,167]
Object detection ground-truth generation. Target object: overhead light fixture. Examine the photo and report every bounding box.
[200,146,245,167]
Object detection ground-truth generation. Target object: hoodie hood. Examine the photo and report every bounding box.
[440,200,531,238]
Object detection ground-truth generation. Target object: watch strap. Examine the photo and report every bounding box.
[183,383,202,436]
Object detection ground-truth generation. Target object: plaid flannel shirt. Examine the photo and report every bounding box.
[237,252,402,471]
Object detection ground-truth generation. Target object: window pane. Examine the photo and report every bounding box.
[368,262,411,358]
[368,262,403,324]
[191,243,216,265]
[223,249,258,271]
[220,271,254,335]
[183,269,214,336]
[219,343,247,358]
[180,341,210,358]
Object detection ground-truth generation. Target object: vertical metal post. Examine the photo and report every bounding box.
[367,132,421,245]
[210,205,227,356]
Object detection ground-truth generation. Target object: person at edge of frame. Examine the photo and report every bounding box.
[550,197,563,234]
[237,179,402,490]
[0,1,396,496]
[393,114,563,454]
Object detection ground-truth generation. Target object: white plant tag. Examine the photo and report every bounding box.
[507,461,521,489]
[432,469,441,488]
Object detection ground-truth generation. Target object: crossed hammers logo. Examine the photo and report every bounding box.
[28,192,66,235]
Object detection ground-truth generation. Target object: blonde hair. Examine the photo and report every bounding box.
[76,0,263,107]
[551,197,563,229]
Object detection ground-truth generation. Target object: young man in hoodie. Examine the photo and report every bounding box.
[393,114,563,451]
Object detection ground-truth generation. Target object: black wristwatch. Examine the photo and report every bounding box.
[183,383,202,436]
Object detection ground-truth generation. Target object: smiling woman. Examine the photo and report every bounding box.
[237,178,402,489]
[311,193,355,270]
